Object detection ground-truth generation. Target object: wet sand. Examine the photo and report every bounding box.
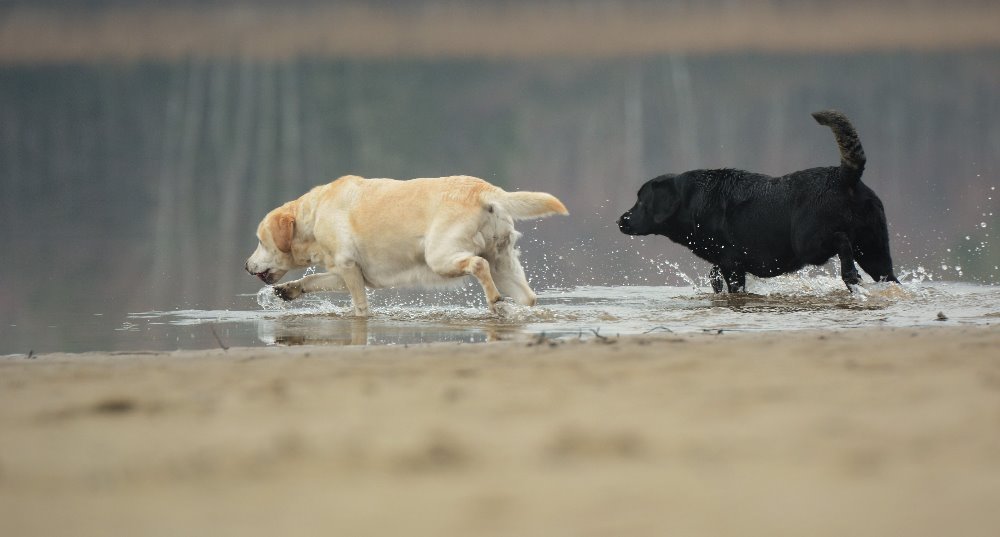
[1,325,999,536]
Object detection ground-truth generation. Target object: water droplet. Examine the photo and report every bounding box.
[981,222,988,228]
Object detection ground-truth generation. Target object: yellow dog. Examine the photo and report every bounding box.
[245,175,567,316]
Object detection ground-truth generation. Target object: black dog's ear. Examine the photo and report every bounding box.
[651,179,680,224]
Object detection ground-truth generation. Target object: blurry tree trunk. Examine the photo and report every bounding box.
[217,59,256,299]
[885,99,905,207]
[151,64,186,305]
[623,60,644,198]
[763,91,786,173]
[667,54,700,169]
[280,61,304,200]
[208,60,232,171]
[347,62,376,173]
[1,109,17,231]
[176,59,207,301]
[714,99,736,165]
[300,63,323,191]
[98,72,122,213]
[253,63,278,220]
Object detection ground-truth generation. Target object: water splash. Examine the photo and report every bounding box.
[256,286,285,310]
[131,280,1000,350]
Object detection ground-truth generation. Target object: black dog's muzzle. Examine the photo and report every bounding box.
[617,213,634,234]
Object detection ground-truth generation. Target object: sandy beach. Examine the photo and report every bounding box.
[1,325,998,536]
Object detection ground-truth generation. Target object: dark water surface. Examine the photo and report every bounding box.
[1,50,998,353]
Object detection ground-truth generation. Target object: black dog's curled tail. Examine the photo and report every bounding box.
[812,110,866,187]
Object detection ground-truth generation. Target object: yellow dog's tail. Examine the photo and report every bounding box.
[490,190,568,220]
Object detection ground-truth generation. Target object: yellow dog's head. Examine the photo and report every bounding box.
[245,202,299,285]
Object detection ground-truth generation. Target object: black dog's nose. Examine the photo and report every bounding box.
[617,214,631,231]
[244,261,251,274]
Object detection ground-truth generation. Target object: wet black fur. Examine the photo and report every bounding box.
[618,110,899,293]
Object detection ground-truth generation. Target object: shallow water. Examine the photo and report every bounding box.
[6,274,991,355]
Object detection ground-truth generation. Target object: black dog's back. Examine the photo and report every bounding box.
[618,110,898,292]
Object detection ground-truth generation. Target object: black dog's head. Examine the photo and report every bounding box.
[618,174,681,236]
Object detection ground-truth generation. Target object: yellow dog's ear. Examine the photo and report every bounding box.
[269,210,296,253]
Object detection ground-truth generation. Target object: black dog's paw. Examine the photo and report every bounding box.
[711,280,725,293]
[273,282,303,301]
[842,271,862,290]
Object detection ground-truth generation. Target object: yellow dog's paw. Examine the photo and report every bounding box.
[490,298,517,318]
[273,282,303,301]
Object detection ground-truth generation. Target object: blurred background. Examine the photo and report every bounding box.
[1,0,998,350]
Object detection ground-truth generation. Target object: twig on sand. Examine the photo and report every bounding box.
[529,331,559,348]
[26,349,35,359]
[589,328,607,341]
[588,327,619,344]
[209,326,229,351]
[643,326,674,334]
[533,331,548,345]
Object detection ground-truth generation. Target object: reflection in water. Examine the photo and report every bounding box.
[266,317,371,346]
[258,316,527,346]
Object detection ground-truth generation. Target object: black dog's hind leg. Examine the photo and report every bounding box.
[856,253,899,284]
[720,266,747,293]
[710,265,725,293]
[835,232,862,290]
[854,239,900,284]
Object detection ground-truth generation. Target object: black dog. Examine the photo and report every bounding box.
[618,110,898,293]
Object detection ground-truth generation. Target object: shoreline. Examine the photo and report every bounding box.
[2,4,1000,63]
[8,321,999,361]
[2,324,999,536]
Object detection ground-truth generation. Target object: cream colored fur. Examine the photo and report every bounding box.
[245,175,568,316]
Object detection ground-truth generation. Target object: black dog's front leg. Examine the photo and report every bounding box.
[709,266,725,293]
[835,232,862,290]
[720,266,747,293]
